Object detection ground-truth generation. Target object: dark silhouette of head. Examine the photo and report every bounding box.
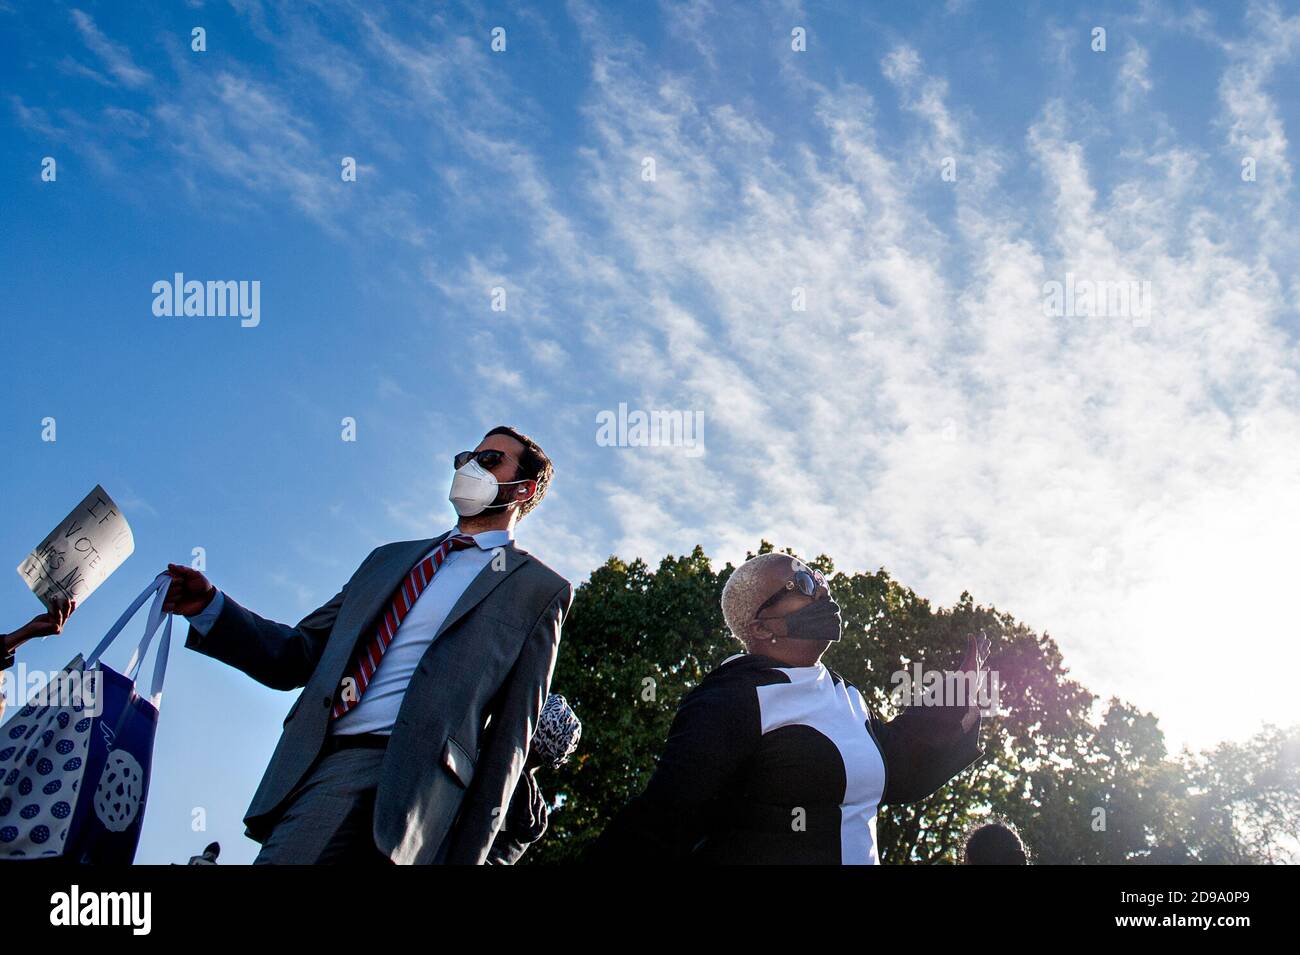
[963,821,1029,865]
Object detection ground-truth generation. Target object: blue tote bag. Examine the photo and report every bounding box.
[0,573,174,862]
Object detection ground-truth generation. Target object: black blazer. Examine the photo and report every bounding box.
[587,653,983,864]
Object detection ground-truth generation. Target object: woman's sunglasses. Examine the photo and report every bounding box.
[756,567,826,615]
[454,449,516,471]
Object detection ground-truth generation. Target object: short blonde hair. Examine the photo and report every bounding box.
[721,553,800,646]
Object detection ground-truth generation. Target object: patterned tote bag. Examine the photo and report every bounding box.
[0,573,174,862]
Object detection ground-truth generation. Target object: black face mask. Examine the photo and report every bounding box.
[777,597,842,642]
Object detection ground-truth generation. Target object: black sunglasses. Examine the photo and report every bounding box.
[454,449,516,471]
[756,567,825,615]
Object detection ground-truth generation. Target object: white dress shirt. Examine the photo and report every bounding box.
[187,528,514,736]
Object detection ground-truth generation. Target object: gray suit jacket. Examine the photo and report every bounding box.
[184,534,572,864]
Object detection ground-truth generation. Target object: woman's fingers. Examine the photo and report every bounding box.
[26,611,59,637]
[961,631,991,674]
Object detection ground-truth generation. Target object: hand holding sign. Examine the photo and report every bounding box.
[16,485,134,612]
[3,598,75,654]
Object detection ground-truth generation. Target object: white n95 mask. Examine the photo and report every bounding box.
[448,459,529,517]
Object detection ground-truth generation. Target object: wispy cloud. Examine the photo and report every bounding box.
[1215,1,1300,231]
[69,9,151,89]
[422,0,1300,749]
[9,0,1299,752]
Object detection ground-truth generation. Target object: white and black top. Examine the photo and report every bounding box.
[589,652,982,865]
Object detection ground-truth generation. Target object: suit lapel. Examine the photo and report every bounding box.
[349,534,446,634]
[432,541,529,641]
[331,534,528,680]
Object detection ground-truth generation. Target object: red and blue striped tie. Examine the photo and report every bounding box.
[331,534,476,719]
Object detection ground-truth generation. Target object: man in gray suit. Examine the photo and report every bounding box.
[162,426,572,864]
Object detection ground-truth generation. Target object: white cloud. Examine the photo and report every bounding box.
[1117,43,1153,112]
[1215,1,1300,233]
[70,9,151,89]
[28,0,1300,752]
[499,0,1300,751]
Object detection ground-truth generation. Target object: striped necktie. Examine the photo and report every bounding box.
[331,534,477,719]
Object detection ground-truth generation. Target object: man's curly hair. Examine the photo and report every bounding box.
[485,425,552,518]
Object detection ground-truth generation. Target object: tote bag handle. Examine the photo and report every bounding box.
[85,572,175,707]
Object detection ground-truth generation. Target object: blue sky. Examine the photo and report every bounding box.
[3,0,1299,863]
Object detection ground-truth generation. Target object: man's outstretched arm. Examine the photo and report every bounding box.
[164,562,355,691]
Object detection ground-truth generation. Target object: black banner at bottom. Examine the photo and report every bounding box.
[2,862,1282,941]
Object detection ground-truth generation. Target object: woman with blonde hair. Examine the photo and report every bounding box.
[588,553,986,864]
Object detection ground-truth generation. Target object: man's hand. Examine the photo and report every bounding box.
[162,564,217,617]
[3,598,75,653]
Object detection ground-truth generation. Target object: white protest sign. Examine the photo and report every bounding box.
[16,485,135,611]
